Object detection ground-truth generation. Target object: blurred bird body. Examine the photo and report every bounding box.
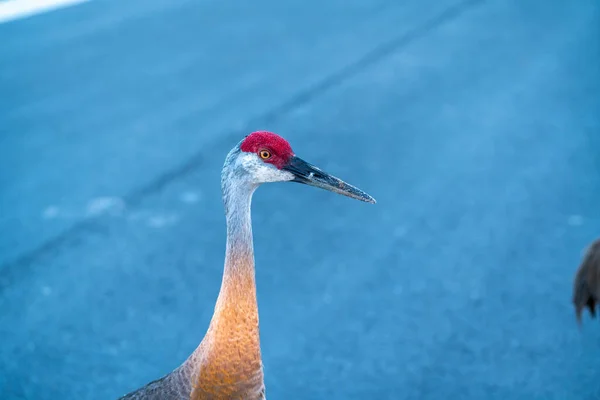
[573,238,600,323]
[119,132,374,399]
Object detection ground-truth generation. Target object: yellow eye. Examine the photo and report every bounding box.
[259,149,271,160]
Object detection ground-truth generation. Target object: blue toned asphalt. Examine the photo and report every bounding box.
[1,0,599,399]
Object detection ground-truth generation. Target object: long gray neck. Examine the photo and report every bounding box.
[187,150,265,399]
[119,149,266,400]
[221,154,257,272]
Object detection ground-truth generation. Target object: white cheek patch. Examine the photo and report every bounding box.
[238,153,256,169]
[264,169,294,183]
[239,153,294,183]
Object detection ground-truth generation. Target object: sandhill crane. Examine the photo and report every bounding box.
[573,238,600,324]
[119,131,375,399]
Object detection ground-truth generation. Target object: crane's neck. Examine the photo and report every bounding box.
[223,181,256,278]
[217,180,261,312]
[188,170,265,399]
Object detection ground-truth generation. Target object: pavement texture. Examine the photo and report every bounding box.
[1,0,599,399]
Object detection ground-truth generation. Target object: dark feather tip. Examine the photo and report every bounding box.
[573,238,600,324]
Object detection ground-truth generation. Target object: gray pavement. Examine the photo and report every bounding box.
[1,0,599,399]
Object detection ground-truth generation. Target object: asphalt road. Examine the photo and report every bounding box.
[1,0,599,399]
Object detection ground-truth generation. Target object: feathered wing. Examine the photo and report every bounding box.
[573,239,600,323]
[117,359,267,400]
[118,365,193,400]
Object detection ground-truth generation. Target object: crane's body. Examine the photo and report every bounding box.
[119,132,375,399]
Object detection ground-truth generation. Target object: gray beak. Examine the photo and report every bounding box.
[282,156,376,204]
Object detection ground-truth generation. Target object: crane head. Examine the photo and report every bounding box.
[235,131,376,203]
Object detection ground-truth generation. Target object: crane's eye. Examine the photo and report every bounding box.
[259,149,271,160]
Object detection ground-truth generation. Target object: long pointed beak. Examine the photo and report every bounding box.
[282,156,376,204]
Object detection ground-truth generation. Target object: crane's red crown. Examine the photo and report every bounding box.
[240,131,295,169]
